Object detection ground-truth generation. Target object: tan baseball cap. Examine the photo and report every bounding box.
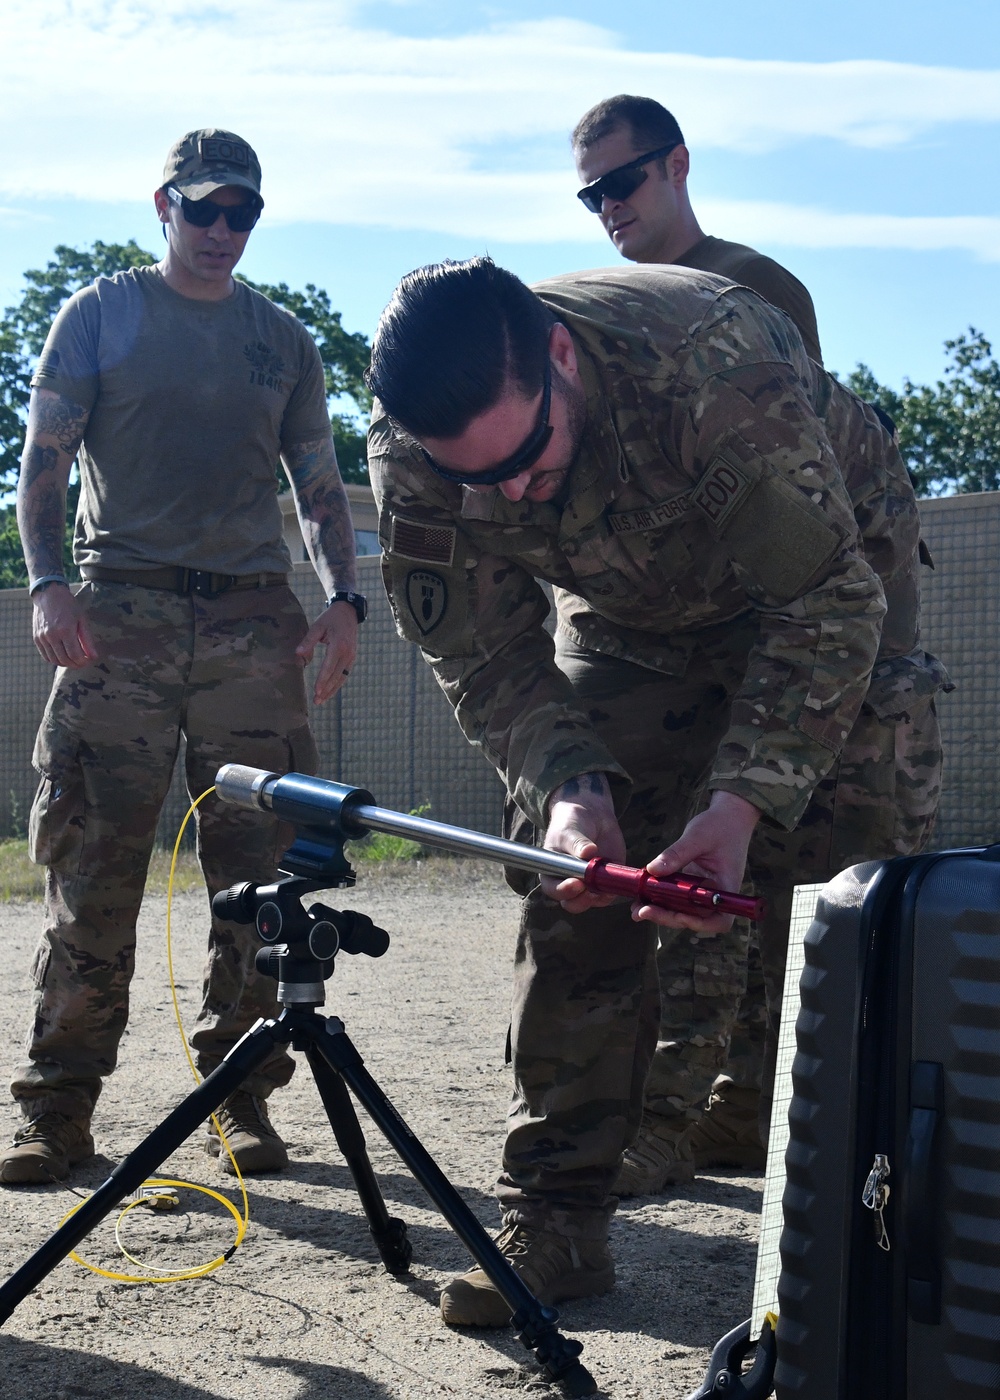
[162,128,262,201]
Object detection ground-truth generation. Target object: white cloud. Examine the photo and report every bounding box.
[701,202,1000,262]
[0,1,998,252]
[0,206,53,228]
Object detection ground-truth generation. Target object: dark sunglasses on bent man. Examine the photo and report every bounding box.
[576,142,680,214]
[420,359,553,486]
[167,185,262,232]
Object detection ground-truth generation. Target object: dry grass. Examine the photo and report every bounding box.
[0,840,206,902]
[0,836,430,902]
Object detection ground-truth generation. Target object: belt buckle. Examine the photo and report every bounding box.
[188,570,229,599]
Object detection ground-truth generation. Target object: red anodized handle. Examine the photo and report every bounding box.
[582,859,765,921]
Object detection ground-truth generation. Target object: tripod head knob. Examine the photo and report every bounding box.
[308,905,389,959]
[308,920,340,961]
[256,901,285,943]
[211,882,258,925]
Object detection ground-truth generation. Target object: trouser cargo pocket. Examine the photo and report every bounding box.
[29,720,86,874]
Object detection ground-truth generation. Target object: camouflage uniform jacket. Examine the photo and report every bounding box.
[369,266,921,834]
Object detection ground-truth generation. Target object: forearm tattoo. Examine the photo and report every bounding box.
[18,475,70,578]
[33,392,86,458]
[283,435,358,594]
[558,773,612,800]
[17,391,88,578]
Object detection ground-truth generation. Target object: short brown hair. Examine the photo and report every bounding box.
[367,257,554,438]
[572,95,684,155]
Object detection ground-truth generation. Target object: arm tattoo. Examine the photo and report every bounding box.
[282,434,358,595]
[18,474,70,579]
[32,391,87,458]
[19,442,61,493]
[17,390,89,580]
[557,773,611,801]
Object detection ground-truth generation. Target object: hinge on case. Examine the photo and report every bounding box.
[862,1153,892,1252]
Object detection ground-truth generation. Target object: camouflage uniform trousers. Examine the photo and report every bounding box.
[11,580,318,1119]
[498,628,745,1230]
[498,628,944,1226]
[645,653,945,1140]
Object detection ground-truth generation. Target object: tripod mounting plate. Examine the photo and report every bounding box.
[279,830,357,885]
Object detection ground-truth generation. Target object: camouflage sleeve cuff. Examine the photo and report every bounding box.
[514,753,632,831]
[708,763,832,833]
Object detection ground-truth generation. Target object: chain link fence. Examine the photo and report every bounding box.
[0,491,993,853]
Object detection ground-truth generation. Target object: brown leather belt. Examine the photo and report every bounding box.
[80,565,289,598]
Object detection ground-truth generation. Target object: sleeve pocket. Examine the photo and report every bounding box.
[863,650,953,720]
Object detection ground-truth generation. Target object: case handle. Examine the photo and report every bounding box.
[904,1059,944,1324]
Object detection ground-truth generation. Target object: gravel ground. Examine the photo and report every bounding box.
[0,860,761,1400]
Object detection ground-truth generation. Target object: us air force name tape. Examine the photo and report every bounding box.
[608,462,751,537]
[608,491,691,534]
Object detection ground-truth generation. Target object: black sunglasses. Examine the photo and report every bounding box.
[419,359,553,487]
[576,142,680,214]
[167,185,262,232]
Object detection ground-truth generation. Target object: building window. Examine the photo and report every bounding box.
[354,530,380,557]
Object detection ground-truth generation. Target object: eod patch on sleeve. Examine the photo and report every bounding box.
[691,454,753,528]
[406,570,448,634]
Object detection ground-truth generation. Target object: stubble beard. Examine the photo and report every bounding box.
[526,374,588,504]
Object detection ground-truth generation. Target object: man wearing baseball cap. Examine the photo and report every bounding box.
[2,129,365,1184]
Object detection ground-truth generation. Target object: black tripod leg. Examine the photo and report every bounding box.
[312,1019,597,1398]
[0,1018,285,1324]
[305,1045,412,1275]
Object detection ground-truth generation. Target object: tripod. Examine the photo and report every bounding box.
[0,836,597,1397]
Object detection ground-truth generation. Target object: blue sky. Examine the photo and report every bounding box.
[1,0,998,387]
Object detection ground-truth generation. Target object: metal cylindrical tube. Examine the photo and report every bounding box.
[351,803,586,881]
[214,767,764,920]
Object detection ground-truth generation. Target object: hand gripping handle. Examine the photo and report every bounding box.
[582,860,765,921]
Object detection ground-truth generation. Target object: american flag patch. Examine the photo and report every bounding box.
[390,516,457,566]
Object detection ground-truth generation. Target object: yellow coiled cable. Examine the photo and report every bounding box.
[66,787,251,1283]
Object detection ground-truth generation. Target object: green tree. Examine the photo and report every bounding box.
[845,329,1000,497]
[0,241,155,585]
[239,277,372,483]
[0,241,372,587]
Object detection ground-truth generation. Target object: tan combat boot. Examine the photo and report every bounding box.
[0,1111,95,1185]
[613,1111,696,1197]
[440,1219,615,1327]
[205,1091,288,1174]
[687,1082,766,1172]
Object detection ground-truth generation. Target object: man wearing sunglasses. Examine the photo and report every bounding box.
[573,96,835,1188]
[2,129,363,1186]
[366,255,943,1326]
[573,94,822,363]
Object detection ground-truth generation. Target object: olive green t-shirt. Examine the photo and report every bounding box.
[674,235,822,364]
[31,266,331,575]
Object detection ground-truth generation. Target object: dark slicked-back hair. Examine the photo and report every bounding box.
[366,256,554,438]
[571,95,684,155]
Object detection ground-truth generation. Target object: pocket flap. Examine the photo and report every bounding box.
[864,650,953,719]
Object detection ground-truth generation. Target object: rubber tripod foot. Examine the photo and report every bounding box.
[515,1312,597,1396]
[372,1216,412,1274]
[557,1359,598,1397]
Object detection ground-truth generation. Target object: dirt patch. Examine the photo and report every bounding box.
[0,859,760,1399]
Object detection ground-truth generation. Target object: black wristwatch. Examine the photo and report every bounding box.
[327,590,367,623]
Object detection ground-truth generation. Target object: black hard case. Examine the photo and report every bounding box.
[775,850,1000,1400]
